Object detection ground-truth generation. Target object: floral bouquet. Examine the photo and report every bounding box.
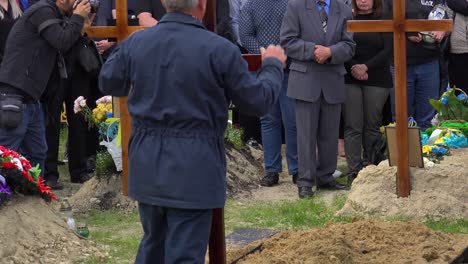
[429,88,468,123]
[74,96,97,129]
[0,145,56,207]
[93,96,113,124]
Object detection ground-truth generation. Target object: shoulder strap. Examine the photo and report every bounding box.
[37,18,63,34]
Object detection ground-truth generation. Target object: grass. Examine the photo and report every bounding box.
[77,210,142,264]
[424,218,468,234]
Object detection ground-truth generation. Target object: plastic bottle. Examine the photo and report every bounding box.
[59,198,77,231]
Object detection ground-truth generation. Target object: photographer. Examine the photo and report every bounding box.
[0,0,90,179]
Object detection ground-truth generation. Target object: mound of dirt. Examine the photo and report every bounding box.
[0,196,101,264]
[226,144,264,198]
[69,145,264,212]
[337,148,468,220]
[69,175,137,213]
[227,220,468,264]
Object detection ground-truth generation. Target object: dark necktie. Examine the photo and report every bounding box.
[318,1,327,33]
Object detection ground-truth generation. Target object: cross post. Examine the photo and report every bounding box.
[347,0,452,197]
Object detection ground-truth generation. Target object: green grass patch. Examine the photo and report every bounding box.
[77,210,142,263]
[225,194,352,234]
[424,218,468,234]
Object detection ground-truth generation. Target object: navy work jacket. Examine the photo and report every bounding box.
[99,12,283,209]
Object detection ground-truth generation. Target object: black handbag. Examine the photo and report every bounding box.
[77,37,103,74]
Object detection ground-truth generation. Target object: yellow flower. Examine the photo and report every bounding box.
[434,138,445,145]
[422,145,432,155]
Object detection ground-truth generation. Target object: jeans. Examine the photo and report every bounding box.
[260,72,298,175]
[344,84,389,173]
[390,60,440,130]
[0,102,47,175]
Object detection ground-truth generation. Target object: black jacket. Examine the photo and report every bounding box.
[0,0,84,100]
[447,0,468,16]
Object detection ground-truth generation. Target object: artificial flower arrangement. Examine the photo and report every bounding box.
[0,146,56,207]
[429,87,468,126]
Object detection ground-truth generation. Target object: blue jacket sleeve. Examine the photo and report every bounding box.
[219,44,284,116]
[99,41,131,97]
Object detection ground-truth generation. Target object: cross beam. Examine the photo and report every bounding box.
[347,0,452,197]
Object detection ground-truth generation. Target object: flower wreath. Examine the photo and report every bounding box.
[0,145,56,207]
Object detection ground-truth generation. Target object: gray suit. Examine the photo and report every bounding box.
[280,0,355,187]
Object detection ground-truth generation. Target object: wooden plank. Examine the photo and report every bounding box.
[209,208,226,264]
[393,0,410,198]
[242,54,262,71]
[84,26,118,38]
[347,20,394,32]
[404,19,453,32]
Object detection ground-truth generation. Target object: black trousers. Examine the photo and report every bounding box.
[44,73,100,182]
[449,53,468,94]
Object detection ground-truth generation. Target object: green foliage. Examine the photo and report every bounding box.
[430,88,468,122]
[424,218,468,234]
[224,124,244,150]
[95,151,115,179]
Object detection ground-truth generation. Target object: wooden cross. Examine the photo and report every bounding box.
[85,1,260,263]
[347,0,452,197]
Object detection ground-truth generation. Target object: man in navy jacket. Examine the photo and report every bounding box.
[99,0,286,262]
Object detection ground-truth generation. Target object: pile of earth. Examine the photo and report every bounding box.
[0,196,103,264]
[227,220,468,264]
[337,148,468,220]
[69,144,264,212]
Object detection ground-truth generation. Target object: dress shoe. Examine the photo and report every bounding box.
[347,172,358,186]
[319,182,348,190]
[45,180,64,190]
[292,173,298,184]
[259,172,279,187]
[298,186,313,199]
[71,173,93,184]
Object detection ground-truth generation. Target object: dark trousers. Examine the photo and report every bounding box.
[135,203,213,264]
[449,53,468,94]
[344,84,389,173]
[295,98,341,187]
[44,77,99,182]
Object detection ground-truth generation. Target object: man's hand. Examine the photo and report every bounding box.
[73,0,91,18]
[431,31,445,42]
[84,13,96,28]
[314,45,331,64]
[408,33,422,43]
[96,40,115,54]
[138,12,158,27]
[260,45,287,66]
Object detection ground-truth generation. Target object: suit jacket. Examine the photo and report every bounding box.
[280,0,355,104]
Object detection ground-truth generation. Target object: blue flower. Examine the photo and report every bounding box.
[441,96,448,105]
[457,93,467,101]
[106,112,113,118]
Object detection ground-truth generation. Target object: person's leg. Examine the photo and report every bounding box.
[165,208,213,264]
[413,60,439,130]
[295,99,320,188]
[259,87,282,186]
[44,100,64,184]
[0,102,31,155]
[19,103,48,177]
[362,85,390,165]
[135,202,166,264]
[279,73,298,177]
[449,53,468,94]
[316,100,341,186]
[343,83,364,174]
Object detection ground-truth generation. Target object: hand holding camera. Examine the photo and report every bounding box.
[73,0,91,18]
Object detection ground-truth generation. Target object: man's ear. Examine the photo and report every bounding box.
[197,0,207,18]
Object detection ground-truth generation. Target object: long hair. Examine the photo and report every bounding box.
[0,0,23,20]
[352,0,383,18]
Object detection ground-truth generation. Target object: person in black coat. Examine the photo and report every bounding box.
[0,0,90,181]
[344,0,392,181]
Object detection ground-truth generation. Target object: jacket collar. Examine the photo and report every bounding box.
[158,12,206,30]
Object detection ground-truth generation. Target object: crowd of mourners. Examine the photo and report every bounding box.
[0,0,467,197]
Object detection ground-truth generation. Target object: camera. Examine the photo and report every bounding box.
[76,0,100,13]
